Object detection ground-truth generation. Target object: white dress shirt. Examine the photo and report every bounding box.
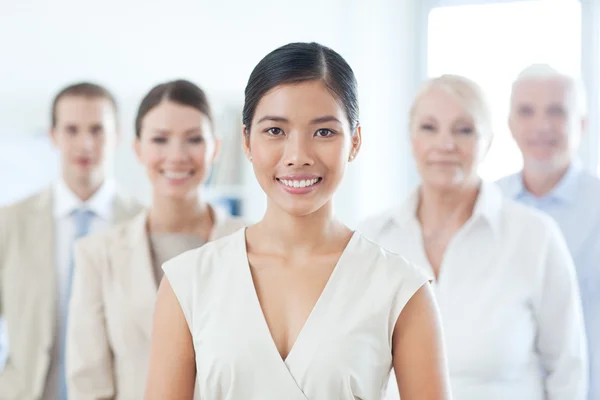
[497,163,600,400]
[358,182,588,400]
[44,179,116,400]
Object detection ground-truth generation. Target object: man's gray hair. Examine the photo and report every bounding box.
[511,63,587,117]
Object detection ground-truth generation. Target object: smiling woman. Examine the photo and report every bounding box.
[133,81,216,202]
[65,79,246,400]
[144,43,451,400]
[244,79,355,216]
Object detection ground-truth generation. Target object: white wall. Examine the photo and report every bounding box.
[580,0,600,174]
[340,0,424,226]
[0,0,421,225]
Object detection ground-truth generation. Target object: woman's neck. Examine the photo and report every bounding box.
[147,193,212,235]
[417,182,480,235]
[251,200,349,257]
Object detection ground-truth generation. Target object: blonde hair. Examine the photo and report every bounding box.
[511,63,587,117]
[409,74,493,140]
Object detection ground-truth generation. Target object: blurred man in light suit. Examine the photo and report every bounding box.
[497,64,600,400]
[0,83,142,400]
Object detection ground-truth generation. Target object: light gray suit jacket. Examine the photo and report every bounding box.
[0,187,141,400]
[66,208,246,400]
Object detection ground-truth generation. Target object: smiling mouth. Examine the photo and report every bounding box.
[276,177,322,188]
[529,141,557,146]
[429,161,460,166]
[161,170,195,179]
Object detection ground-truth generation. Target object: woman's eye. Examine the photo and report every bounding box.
[457,127,474,135]
[267,127,284,136]
[152,137,167,144]
[315,129,334,137]
[188,136,204,143]
[421,124,435,131]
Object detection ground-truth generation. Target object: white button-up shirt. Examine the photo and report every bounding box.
[497,163,600,400]
[358,182,588,400]
[43,179,116,400]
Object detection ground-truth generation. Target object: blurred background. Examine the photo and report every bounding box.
[0,0,598,226]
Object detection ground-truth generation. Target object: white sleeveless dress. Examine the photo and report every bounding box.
[163,228,431,400]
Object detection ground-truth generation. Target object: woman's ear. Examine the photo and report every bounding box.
[210,138,221,164]
[479,132,494,162]
[348,125,362,162]
[133,137,142,162]
[242,125,252,162]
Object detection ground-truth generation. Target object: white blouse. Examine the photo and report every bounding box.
[163,228,430,399]
[358,182,588,400]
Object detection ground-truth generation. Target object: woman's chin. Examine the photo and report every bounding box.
[270,196,330,218]
[424,177,469,192]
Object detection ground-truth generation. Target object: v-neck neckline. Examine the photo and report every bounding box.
[238,228,358,364]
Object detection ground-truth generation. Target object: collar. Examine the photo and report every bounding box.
[393,181,503,233]
[53,178,116,220]
[544,162,582,204]
[511,162,582,204]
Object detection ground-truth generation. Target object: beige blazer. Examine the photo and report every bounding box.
[66,207,246,400]
[0,187,141,400]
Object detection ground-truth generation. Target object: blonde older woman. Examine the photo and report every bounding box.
[359,75,587,400]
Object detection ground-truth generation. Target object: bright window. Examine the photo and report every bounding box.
[427,0,582,181]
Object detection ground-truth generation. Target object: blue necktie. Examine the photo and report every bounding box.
[58,209,94,400]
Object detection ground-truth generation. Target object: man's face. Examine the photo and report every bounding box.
[51,95,118,185]
[509,78,584,172]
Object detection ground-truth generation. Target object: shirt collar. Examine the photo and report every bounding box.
[545,162,582,204]
[53,178,116,220]
[513,162,582,205]
[499,173,525,199]
[393,181,503,234]
[472,181,503,232]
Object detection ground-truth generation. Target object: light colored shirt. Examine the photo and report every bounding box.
[497,163,600,400]
[358,182,588,400]
[44,179,116,400]
[163,228,431,399]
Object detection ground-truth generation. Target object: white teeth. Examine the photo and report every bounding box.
[280,178,320,188]
[163,171,191,179]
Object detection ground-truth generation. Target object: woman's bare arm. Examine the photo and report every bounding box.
[393,284,451,399]
[144,278,196,400]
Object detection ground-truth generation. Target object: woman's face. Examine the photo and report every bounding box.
[135,100,218,200]
[244,80,361,217]
[411,87,489,191]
